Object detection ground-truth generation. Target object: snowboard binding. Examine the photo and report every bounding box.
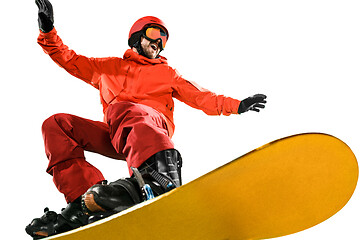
[138,149,183,189]
[25,202,88,239]
[81,178,142,215]
[25,207,57,239]
[26,149,183,238]
[81,149,183,222]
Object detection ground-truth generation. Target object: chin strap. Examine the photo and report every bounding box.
[133,40,146,57]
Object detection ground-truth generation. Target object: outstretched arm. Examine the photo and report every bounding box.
[35,0,112,88]
[172,73,266,116]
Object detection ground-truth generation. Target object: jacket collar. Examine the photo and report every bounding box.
[123,49,168,65]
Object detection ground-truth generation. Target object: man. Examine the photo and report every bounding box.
[26,0,267,238]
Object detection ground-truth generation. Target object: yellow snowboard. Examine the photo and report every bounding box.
[47,133,358,240]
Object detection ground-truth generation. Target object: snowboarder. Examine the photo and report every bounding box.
[26,0,267,238]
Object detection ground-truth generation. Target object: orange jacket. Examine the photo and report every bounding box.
[37,28,241,137]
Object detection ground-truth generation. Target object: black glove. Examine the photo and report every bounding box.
[35,0,54,33]
[238,94,267,114]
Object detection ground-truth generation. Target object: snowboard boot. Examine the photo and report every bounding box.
[82,178,167,223]
[139,149,183,189]
[82,179,143,220]
[81,149,182,223]
[25,201,88,239]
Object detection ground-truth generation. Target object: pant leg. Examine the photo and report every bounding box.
[106,102,175,174]
[42,113,125,202]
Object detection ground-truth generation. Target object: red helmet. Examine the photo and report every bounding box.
[128,16,169,48]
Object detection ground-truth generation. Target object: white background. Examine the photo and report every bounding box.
[1,0,359,239]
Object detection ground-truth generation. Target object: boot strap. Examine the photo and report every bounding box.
[138,149,182,189]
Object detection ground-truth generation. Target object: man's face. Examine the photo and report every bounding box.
[140,36,161,59]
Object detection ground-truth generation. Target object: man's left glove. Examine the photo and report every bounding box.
[35,0,54,33]
[238,94,267,114]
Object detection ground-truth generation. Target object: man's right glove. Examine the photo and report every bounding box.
[35,0,54,33]
[238,94,267,114]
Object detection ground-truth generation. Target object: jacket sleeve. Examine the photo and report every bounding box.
[172,70,241,116]
[37,28,110,89]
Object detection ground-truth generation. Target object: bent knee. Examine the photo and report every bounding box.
[42,113,74,133]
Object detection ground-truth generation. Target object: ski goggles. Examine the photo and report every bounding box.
[144,27,168,50]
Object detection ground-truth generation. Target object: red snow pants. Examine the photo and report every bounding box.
[42,102,174,202]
